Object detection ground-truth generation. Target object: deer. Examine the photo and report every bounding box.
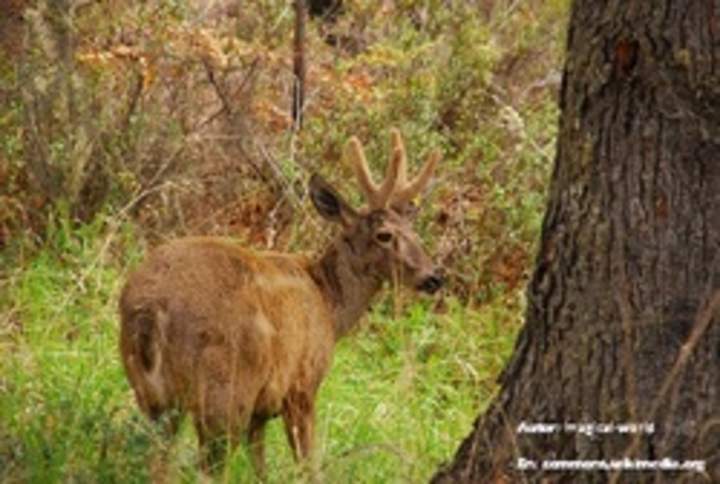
[118,128,444,479]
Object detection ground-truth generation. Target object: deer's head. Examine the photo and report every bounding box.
[310,129,444,294]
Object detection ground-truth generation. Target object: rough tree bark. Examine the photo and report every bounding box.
[433,2,720,483]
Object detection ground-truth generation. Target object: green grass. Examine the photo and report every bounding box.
[0,221,521,483]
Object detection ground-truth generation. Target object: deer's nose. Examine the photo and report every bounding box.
[418,270,444,294]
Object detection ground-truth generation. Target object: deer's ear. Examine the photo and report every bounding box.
[309,174,357,226]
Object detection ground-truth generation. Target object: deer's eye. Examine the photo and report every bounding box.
[376,231,393,244]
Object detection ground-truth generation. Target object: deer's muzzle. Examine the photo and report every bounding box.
[417,270,444,294]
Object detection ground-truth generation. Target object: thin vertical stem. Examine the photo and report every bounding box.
[292,0,306,131]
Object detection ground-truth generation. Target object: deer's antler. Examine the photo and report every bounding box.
[345,128,440,210]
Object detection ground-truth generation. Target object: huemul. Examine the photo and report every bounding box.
[119,129,444,478]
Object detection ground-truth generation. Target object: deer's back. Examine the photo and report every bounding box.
[119,237,335,420]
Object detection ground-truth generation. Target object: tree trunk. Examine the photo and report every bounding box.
[433,2,720,483]
[292,0,306,130]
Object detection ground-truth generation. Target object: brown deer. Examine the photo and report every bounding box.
[119,129,444,478]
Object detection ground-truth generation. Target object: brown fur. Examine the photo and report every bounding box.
[119,132,443,478]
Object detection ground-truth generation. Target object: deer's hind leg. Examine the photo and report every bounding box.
[247,414,269,480]
[193,325,271,476]
[146,405,183,484]
[193,380,257,475]
[195,416,244,475]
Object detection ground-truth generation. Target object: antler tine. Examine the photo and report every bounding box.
[345,129,438,209]
[372,144,403,209]
[389,128,408,188]
[345,136,379,202]
[392,148,441,206]
[369,128,406,209]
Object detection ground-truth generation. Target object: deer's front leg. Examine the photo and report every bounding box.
[281,392,315,462]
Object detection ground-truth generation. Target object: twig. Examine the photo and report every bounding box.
[120,69,144,134]
[195,56,260,131]
[203,59,232,116]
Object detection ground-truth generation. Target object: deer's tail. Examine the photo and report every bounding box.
[120,302,170,417]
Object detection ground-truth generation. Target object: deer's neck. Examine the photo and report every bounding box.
[309,237,383,339]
